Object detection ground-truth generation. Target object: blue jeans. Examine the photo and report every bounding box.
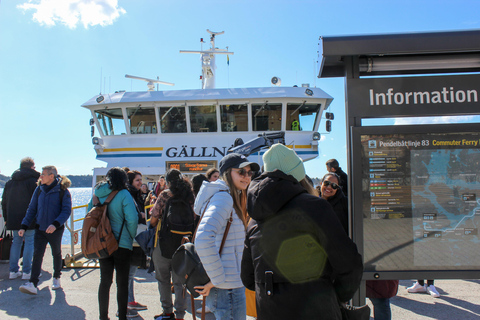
[31,226,64,286]
[128,264,137,303]
[369,298,392,320]
[206,287,246,320]
[9,229,35,274]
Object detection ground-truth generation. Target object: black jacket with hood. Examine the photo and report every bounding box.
[324,187,349,233]
[2,168,40,230]
[241,170,363,320]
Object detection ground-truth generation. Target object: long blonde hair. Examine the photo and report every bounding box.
[222,168,248,228]
[300,178,319,197]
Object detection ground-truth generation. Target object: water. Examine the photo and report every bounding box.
[0,187,93,245]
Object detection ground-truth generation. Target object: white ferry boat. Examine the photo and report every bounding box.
[81,30,333,186]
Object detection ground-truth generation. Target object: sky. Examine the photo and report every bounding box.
[1,0,479,179]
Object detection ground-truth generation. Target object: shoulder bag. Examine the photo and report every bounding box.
[171,195,233,320]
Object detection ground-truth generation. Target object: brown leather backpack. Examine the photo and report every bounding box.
[81,191,122,259]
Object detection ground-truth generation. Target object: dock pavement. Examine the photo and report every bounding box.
[1,246,479,319]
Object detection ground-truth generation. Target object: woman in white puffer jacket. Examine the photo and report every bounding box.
[194,153,259,320]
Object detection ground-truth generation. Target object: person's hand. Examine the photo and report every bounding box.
[194,281,214,297]
[140,212,146,219]
[46,225,56,234]
[18,229,25,237]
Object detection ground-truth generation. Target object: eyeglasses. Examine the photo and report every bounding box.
[323,180,339,190]
[234,168,255,178]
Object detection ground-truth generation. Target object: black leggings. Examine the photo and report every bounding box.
[99,248,132,320]
[418,280,434,286]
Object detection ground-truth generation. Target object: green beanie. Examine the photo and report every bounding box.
[263,143,306,182]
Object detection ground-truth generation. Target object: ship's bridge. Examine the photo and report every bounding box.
[82,86,333,181]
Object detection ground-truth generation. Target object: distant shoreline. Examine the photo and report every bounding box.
[0,174,93,188]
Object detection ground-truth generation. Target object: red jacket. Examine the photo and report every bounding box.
[366,280,399,299]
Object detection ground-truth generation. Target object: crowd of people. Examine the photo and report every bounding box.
[1,152,443,320]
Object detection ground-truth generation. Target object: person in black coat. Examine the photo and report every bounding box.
[326,159,348,197]
[1,157,39,280]
[320,174,398,320]
[125,170,148,314]
[320,173,349,233]
[241,144,363,320]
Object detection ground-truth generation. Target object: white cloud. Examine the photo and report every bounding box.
[18,0,126,29]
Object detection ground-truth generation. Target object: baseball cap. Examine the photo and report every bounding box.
[219,153,260,175]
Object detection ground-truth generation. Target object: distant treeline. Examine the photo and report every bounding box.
[0,174,93,188]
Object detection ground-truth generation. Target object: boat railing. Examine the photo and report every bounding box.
[64,203,154,268]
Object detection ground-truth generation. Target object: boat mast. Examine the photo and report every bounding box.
[180,29,234,89]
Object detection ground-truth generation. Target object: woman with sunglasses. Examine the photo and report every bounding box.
[321,172,349,233]
[193,153,259,320]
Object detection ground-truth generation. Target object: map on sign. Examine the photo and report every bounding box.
[411,149,480,267]
[359,127,480,271]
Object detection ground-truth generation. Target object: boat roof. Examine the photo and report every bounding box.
[82,86,333,108]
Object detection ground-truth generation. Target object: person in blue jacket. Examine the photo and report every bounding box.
[18,165,72,295]
[89,167,138,320]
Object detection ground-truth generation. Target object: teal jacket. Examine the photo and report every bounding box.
[87,182,138,250]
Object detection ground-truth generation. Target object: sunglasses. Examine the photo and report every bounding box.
[234,168,255,178]
[323,180,339,190]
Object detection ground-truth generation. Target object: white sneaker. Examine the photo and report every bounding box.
[9,271,22,279]
[52,278,61,290]
[426,284,440,298]
[22,272,31,280]
[196,306,212,313]
[19,282,38,295]
[407,282,426,293]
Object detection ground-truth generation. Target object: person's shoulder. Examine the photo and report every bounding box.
[117,189,131,197]
[211,188,232,203]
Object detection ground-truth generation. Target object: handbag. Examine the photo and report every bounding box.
[0,229,13,261]
[135,226,156,257]
[171,195,233,320]
[340,303,371,320]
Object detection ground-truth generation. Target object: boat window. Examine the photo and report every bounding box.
[286,103,321,131]
[189,105,217,132]
[127,107,157,134]
[159,106,187,133]
[251,103,282,131]
[220,104,248,132]
[95,108,127,136]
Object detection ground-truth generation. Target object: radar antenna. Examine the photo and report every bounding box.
[180,29,234,89]
[125,74,174,91]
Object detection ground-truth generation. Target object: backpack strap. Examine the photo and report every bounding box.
[92,191,124,241]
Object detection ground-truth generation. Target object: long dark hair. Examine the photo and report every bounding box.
[222,168,247,228]
[105,167,128,191]
[191,174,208,197]
[127,170,142,186]
[165,169,194,203]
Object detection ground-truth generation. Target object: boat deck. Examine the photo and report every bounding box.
[1,247,479,319]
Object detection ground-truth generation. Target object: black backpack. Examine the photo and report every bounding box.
[159,197,195,259]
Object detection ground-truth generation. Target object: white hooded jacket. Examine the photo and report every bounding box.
[194,180,245,289]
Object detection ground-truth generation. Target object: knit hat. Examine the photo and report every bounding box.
[263,143,306,182]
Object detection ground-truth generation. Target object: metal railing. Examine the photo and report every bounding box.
[64,203,154,268]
